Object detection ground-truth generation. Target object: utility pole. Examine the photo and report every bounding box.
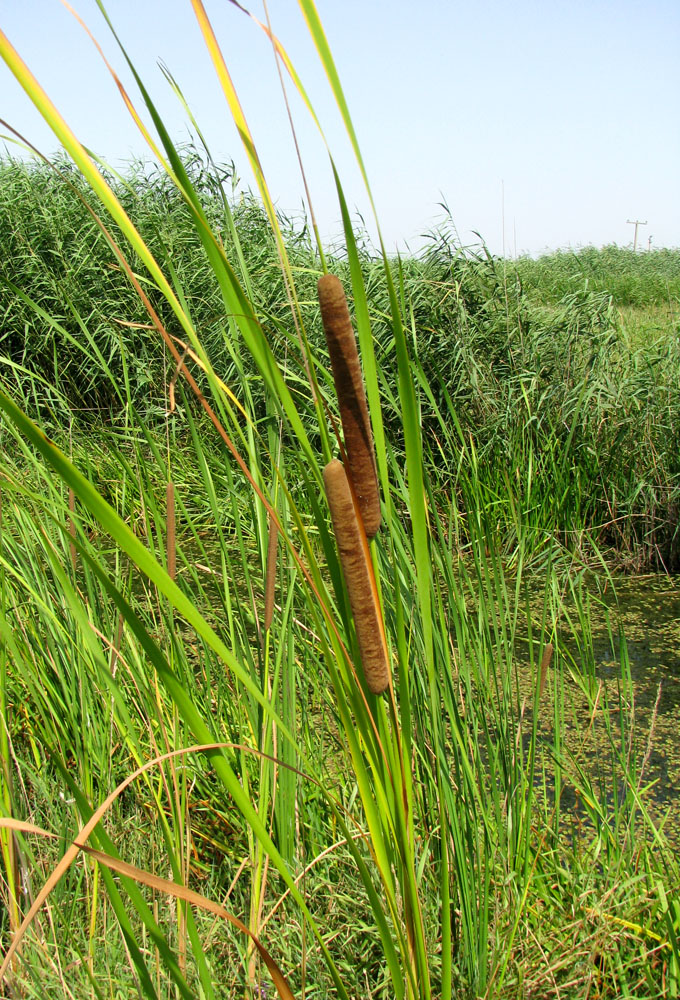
[648,234,653,252]
[627,218,647,251]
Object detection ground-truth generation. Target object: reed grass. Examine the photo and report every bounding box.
[1,156,678,570]
[0,4,678,999]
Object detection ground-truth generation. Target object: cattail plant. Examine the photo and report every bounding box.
[166,480,176,581]
[323,459,390,695]
[318,274,381,539]
[538,641,553,702]
[263,512,278,632]
[68,486,77,574]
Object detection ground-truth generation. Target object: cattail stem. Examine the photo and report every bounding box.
[323,459,390,695]
[318,274,381,538]
[264,513,278,632]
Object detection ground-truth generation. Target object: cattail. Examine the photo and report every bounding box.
[68,487,77,574]
[323,459,390,695]
[109,612,125,676]
[538,641,553,701]
[317,274,381,538]
[166,481,176,581]
[263,513,278,632]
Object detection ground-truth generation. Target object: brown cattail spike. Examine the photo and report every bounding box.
[538,641,554,701]
[166,481,176,581]
[323,459,390,695]
[68,487,77,574]
[263,513,278,632]
[318,274,381,539]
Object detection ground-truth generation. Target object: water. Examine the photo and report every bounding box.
[591,575,680,812]
[541,573,680,845]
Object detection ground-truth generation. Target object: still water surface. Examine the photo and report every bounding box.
[562,573,680,832]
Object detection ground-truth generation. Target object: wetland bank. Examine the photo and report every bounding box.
[1,130,679,999]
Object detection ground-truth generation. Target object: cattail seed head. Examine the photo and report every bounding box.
[68,487,77,574]
[538,641,553,701]
[323,459,390,695]
[264,513,278,632]
[166,481,176,581]
[318,274,381,539]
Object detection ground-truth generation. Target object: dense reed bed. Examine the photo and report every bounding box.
[0,5,679,998]
[1,157,679,571]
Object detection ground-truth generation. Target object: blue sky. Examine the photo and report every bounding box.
[1,0,678,256]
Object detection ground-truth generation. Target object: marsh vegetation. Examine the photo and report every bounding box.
[0,7,679,998]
